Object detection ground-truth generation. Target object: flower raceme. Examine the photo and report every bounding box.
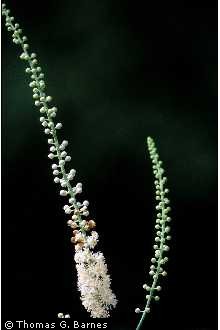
[2,3,117,318]
[3,3,173,327]
[135,137,171,330]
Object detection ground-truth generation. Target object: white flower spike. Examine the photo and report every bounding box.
[2,3,117,319]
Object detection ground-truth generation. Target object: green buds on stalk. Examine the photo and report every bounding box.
[135,137,172,330]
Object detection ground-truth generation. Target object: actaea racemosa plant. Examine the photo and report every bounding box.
[2,4,172,329]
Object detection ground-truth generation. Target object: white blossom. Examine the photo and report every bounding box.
[86,231,99,249]
[75,248,117,318]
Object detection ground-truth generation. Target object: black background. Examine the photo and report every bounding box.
[2,0,218,329]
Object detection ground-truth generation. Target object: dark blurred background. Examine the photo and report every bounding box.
[2,0,217,329]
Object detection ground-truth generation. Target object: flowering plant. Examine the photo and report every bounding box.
[2,3,172,328]
[135,137,171,329]
[2,3,117,319]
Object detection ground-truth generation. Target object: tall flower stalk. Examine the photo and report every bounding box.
[135,137,172,329]
[2,3,117,318]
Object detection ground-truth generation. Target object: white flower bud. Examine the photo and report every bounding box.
[55,123,62,129]
[42,121,48,127]
[80,206,87,212]
[33,93,39,99]
[35,100,40,106]
[76,187,82,194]
[29,81,36,88]
[135,308,141,314]
[65,208,72,215]
[59,160,65,166]
[65,156,71,162]
[155,250,160,258]
[48,153,55,159]
[54,177,60,183]
[50,146,56,152]
[80,220,86,227]
[61,151,67,158]
[12,38,19,44]
[44,129,50,134]
[59,145,65,151]
[20,53,29,60]
[60,190,68,196]
[70,169,76,176]
[46,96,52,102]
[48,139,54,144]
[67,220,73,226]
[40,107,46,113]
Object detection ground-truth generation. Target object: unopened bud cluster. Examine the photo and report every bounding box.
[135,137,171,329]
[2,3,117,318]
[2,3,94,250]
[57,313,70,318]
